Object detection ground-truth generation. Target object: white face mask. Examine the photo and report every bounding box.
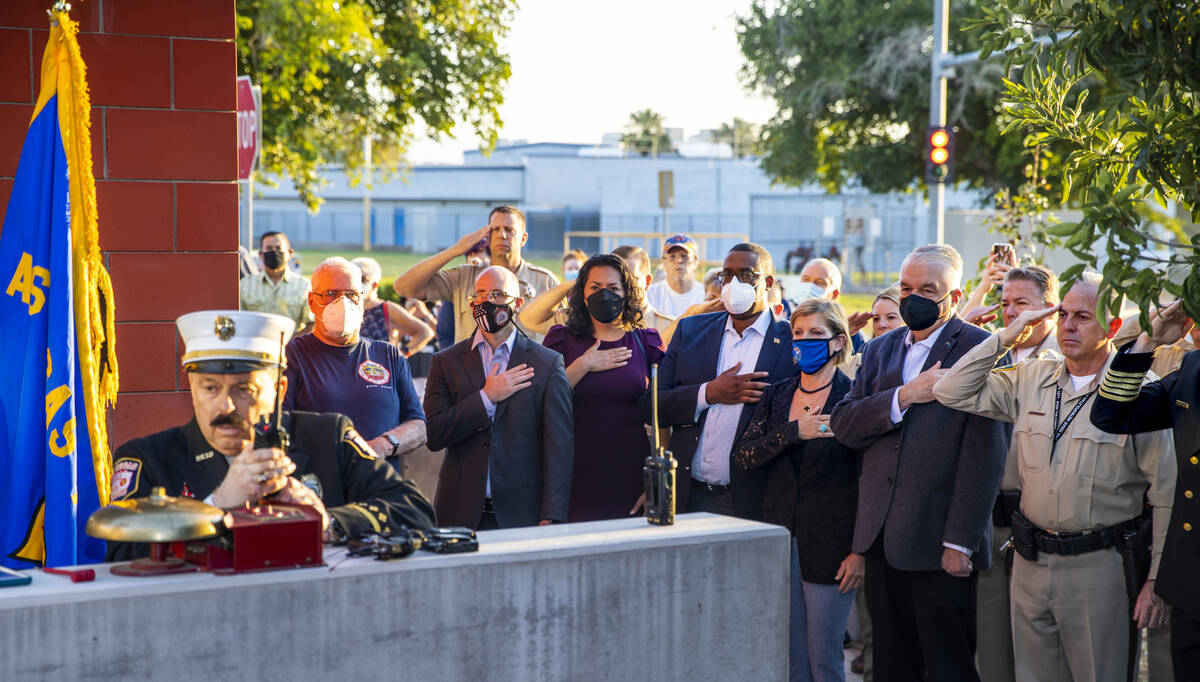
[321,297,363,339]
[721,280,758,315]
[793,281,830,302]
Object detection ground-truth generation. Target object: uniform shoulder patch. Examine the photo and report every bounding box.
[111,457,142,500]
[343,428,378,460]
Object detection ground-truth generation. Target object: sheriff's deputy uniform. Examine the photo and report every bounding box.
[106,310,436,562]
[935,333,1176,682]
[1093,342,1200,676]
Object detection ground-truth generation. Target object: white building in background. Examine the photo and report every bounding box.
[247,139,988,283]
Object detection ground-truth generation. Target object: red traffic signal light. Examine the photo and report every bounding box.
[926,127,953,184]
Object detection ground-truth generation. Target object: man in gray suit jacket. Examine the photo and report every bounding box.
[423,266,574,529]
[831,244,1008,682]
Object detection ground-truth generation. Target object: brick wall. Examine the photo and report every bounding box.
[0,0,238,445]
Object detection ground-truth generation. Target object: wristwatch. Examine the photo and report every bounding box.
[384,433,401,457]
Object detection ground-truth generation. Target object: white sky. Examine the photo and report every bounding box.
[406,0,777,164]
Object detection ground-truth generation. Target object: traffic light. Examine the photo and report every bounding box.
[926,127,953,184]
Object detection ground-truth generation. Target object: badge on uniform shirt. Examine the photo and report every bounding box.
[111,458,141,500]
[358,360,391,386]
[344,428,378,460]
[180,482,194,499]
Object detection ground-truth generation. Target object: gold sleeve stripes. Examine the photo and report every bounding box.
[1099,367,1148,402]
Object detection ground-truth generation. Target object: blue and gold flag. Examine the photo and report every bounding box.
[0,8,118,568]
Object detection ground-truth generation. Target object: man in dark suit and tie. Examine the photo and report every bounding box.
[830,244,1008,682]
[641,242,796,519]
[423,266,574,529]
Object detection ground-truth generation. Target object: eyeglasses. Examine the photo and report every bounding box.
[313,289,363,305]
[716,269,764,285]
[470,290,516,305]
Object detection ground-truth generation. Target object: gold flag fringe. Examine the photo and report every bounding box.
[52,10,119,505]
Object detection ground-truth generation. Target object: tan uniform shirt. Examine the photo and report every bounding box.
[423,260,560,344]
[934,333,1177,576]
[240,269,314,329]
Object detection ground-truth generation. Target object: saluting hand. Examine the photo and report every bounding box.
[680,298,724,320]
[454,225,490,256]
[964,304,1001,327]
[997,305,1060,348]
[705,361,770,405]
[211,447,295,508]
[1134,300,1193,353]
[483,362,535,403]
[847,311,873,337]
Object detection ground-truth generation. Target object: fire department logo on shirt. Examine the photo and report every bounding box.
[110,458,141,500]
[357,360,390,385]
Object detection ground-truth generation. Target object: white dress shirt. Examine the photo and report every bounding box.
[473,328,517,496]
[889,322,948,423]
[691,311,773,485]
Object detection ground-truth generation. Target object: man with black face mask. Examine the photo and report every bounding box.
[830,244,1009,682]
[423,266,574,530]
[240,231,314,335]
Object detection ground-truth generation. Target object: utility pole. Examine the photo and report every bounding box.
[929,0,948,245]
[930,1,1069,245]
[362,135,372,253]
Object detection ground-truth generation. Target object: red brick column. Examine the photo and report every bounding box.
[0,1,238,445]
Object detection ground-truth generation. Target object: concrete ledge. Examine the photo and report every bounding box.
[1,513,789,681]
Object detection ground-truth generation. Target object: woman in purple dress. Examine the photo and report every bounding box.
[543,253,665,522]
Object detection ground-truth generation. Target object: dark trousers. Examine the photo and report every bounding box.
[865,540,980,682]
[1172,607,1200,679]
[686,479,738,516]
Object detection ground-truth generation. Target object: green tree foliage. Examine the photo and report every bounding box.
[736,0,1031,195]
[237,0,515,210]
[711,118,762,158]
[970,1,1200,320]
[621,109,675,157]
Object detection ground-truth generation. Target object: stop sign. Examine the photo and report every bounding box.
[236,76,259,180]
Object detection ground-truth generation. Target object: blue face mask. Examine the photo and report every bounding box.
[792,338,834,374]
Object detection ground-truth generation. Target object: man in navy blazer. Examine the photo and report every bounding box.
[640,243,796,519]
[830,244,1008,682]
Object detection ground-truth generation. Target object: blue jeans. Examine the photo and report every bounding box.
[791,540,857,682]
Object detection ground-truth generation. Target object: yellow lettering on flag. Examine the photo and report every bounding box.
[10,500,45,565]
[45,385,71,428]
[49,419,76,458]
[5,252,50,315]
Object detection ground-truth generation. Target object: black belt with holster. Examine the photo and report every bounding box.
[1010,509,1142,561]
[992,490,1021,528]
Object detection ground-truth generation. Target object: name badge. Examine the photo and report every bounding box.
[1176,400,1190,410]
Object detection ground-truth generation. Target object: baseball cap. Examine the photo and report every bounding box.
[663,234,698,256]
